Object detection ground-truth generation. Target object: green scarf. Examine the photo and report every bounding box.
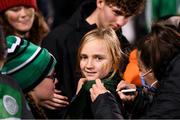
[64,73,121,119]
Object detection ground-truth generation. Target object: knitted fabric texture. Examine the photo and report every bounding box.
[0,0,37,12]
[1,35,56,92]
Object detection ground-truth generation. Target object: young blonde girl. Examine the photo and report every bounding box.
[65,27,127,119]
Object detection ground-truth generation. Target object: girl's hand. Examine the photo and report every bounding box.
[76,78,88,94]
[90,79,109,102]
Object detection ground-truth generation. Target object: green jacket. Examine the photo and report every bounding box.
[0,74,33,119]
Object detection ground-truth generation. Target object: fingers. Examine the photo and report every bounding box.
[41,100,68,110]
[90,88,96,102]
[79,78,88,85]
[95,79,103,87]
[53,93,68,100]
[90,79,109,102]
[95,79,106,89]
[51,97,69,106]
[41,93,69,110]
[54,78,58,84]
[76,78,88,94]
[116,80,136,92]
[116,80,129,91]
[52,93,69,104]
[54,89,62,93]
[116,80,137,102]
[40,102,57,110]
[117,91,136,102]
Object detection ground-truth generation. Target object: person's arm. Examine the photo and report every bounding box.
[39,89,69,110]
[90,79,124,119]
[91,92,124,119]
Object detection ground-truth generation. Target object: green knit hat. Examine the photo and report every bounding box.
[1,35,57,92]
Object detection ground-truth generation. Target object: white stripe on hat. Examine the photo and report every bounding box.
[8,36,21,53]
[3,47,41,74]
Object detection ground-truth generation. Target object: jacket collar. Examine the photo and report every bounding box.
[67,0,97,31]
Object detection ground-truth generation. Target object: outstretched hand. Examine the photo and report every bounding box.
[40,89,69,110]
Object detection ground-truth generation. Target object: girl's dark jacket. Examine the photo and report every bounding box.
[91,53,180,119]
[42,0,131,100]
[64,73,127,119]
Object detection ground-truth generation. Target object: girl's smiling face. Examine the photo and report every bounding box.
[80,39,113,80]
[5,6,35,34]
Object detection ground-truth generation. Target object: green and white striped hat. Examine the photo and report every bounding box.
[1,35,57,92]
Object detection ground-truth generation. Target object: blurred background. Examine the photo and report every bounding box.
[37,0,180,44]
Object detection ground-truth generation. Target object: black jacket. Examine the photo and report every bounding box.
[91,53,180,119]
[42,0,131,100]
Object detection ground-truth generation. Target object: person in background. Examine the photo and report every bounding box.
[0,0,69,117]
[0,27,34,119]
[0,0,49,45]
[89,17,180,118]
[1,35,58,118]
[42,0,145,104]
[158,15,180,31]
[42,0,145,118]
[64,27,133,119]
[123,15,180,87]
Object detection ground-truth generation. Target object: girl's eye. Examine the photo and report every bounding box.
[80,55,87,60]
[95,56,103,61]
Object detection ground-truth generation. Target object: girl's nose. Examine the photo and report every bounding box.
[86,59,93,68]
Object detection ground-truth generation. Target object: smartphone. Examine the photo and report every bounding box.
[121,89,136,95]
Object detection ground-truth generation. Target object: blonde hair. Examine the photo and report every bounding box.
[77,27,123,78]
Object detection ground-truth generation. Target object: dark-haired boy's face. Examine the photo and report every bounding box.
[97,1,129,30]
